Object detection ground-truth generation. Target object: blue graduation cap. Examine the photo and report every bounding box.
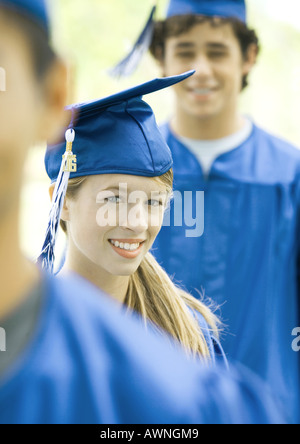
[0,0,49,32]
[110,0,246,78]
[38,70,195,273]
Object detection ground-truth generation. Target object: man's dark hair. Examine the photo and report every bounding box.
[150,15,260,90]
[1,6,56,79]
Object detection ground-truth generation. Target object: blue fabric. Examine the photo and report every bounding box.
[0,0,49,30]
[188,306,229,368]
[167,0,246,23]
[152,122,300,424]
[45,72,194,182]
[0,273,284,424]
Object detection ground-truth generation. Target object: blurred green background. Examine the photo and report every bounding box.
[21,0,300,260]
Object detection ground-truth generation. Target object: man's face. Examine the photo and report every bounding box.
[162,20,252,121]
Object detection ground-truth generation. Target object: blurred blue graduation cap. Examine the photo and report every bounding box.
[38,70,195,273]
[109,4,157,79]
[110,0,246,78]
[0,0,49,32]
[167,0,246,21]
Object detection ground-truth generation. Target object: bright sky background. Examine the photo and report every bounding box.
[255,0,300,30]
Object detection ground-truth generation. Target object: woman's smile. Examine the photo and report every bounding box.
[109,239,146,259]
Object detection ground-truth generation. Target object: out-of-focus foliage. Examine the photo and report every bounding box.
[21,0,300,259]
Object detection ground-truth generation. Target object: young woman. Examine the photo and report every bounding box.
[41,73,227,365]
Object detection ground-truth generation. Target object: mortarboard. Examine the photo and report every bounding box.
[110,0,246,78]
[38,70,195,272]
[0,0,49,32]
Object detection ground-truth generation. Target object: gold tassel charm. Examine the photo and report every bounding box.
[63,129,77,173]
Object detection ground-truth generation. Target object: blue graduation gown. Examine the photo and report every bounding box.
[189,307,229,368]
[0,273,284,424]
[152,122,300,424]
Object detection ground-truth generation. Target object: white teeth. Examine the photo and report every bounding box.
[110,240,141,251]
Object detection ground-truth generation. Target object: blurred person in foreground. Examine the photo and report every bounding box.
[0,0,285,424]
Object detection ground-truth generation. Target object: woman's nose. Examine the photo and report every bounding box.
[119,201,149,233]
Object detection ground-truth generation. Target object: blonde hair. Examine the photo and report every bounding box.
[60,171,220,361]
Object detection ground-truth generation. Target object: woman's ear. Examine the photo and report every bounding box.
[49,183,70,222]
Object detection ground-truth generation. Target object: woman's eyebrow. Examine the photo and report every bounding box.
[97,187,121,193]
[97,186,168,197]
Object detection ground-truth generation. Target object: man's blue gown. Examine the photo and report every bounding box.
[152,122,300,423]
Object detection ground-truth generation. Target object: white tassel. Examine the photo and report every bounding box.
[37,129,76,273]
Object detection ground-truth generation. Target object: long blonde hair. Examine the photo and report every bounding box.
[60,171,220,361]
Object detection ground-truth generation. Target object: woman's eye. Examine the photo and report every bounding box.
[148,200,163,207]
[105,196,121,204]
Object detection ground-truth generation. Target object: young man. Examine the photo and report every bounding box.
[0,0,285,424]
[146,0,300,424]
